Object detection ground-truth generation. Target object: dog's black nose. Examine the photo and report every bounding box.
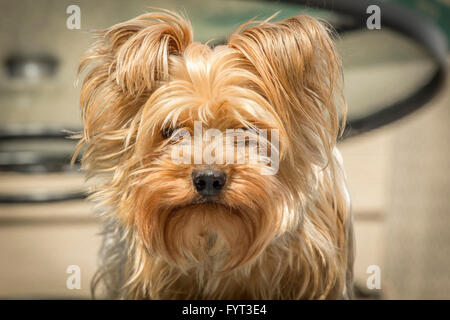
[192,169,226,197]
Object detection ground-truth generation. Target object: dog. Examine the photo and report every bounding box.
[75,9,354,299]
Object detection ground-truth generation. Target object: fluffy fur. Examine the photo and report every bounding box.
[75,10,354,299]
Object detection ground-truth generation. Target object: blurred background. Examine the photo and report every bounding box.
[0,0,448,299]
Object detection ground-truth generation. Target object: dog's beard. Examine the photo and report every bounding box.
[131,157,289,273]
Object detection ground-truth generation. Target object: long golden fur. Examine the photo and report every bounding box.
[75,9,354,299]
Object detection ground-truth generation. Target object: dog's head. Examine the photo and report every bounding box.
[77,10,346,273]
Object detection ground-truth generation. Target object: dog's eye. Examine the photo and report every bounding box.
[161,127,188,142]
[161,127,175,139]
[237,126,257,132]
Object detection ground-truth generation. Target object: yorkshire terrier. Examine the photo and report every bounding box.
[75,10,354,299]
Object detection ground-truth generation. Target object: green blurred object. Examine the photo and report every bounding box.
[190,0,450,45]
[389,0,450,40]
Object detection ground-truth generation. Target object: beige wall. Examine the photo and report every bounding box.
[341,72,449,299]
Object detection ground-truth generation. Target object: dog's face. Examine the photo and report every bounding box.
[77,11,345,273]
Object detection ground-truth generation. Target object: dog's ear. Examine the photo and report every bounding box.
[228,15,346,161]
[80,10,192,96]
